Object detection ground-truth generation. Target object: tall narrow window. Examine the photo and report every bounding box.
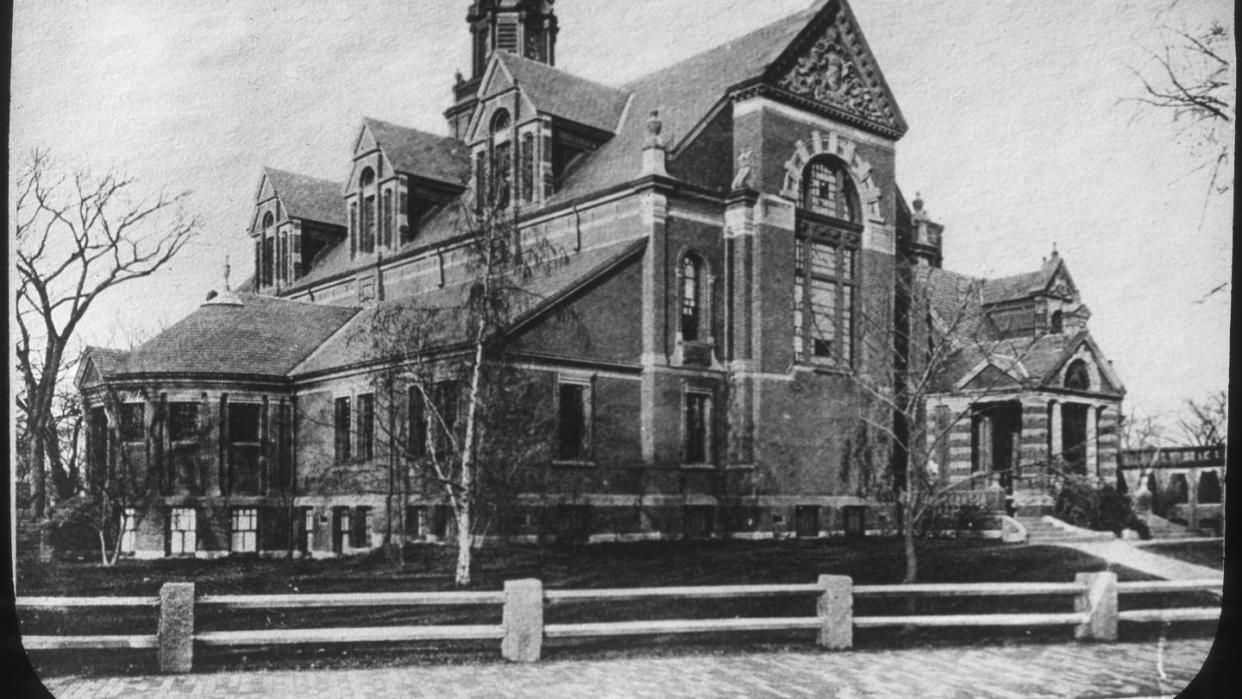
[120,403,144,442]
[521,132,535,202]
[432,381,458,453]
[230,507,258,553]
[684,393,710,464]
[408,386,426,457]
[352,506,372,548]
[1050,310,1064,334]
[349,203,358,257]
[793,239,856,366]
[168,402,199,442]
[359,167,376,253]
[357,393,375,460]
[228,403,262,495]
[557,382,589,461]
[680,256,702,342]
[261,212,275,286]
[332,506,350,553]
[334,397,352,462]
[490,110,512,208]
[168,507,196,556]
[382,190,393,248]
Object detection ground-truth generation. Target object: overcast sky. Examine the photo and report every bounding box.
[10,0,1233,431]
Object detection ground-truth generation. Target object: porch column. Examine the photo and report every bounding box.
[1085,404,1098,479]
[1187,467,1200,529]
[1049,400,1063,468]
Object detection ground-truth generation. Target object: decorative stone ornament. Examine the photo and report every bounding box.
[775,14,900,130]
[641,109,668,176]
[731,148,753,190]
[781,129,884,223]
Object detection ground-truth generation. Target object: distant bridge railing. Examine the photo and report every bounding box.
[17,575,1222,672]
[1119,445,1226,470]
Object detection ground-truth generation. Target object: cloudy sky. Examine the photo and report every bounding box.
[10,0,1232,430]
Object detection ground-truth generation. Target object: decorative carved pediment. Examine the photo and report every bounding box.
[771,6,902,132]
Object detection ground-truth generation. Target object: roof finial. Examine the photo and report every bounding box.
[224,255,232,291]
[641,108,668,177]
[1051,242,1059,259]
[912,191,924,214]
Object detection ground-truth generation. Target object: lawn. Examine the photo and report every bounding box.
[16,539,1221,677]
[1139,540,1225,571]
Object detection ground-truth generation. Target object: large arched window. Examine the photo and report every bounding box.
[680,254,703,342]
[794,156,859,366]
[359,167,376,254]
[1064,359,1090,390]
[801,156,858,223]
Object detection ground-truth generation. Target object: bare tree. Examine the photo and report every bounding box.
[850,266,1043,583]
[1129,3,1234,242]
[14,150,198,518]
[352,203,565,585]
[1176,390,1228,448]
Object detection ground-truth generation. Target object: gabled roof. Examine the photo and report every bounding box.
[981,255,1063,306]
[119,295,360,378]
[495,52,631,133]
[549,0,867,202]
[292,237,647,377]
[362,117,472,186]
[77,346,132,387]
[263,167,346,227]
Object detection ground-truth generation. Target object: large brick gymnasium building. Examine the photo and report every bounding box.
[79,0,1124,558]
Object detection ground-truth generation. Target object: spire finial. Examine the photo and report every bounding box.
[1051,242,1059,259]
[641,108,668,176]
[224,255,231,291]
[912,191,924,214]
[644,109,664,149]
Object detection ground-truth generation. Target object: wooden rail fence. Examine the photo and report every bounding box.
[17,574,1222,673]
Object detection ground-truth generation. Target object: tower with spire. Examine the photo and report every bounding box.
[447,0,559,138]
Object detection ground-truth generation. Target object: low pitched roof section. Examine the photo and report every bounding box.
[98,295,360,381]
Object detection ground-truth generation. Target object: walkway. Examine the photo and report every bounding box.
[1054,540,1223,581]
[39,639,1215,698]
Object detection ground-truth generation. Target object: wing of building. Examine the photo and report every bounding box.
[79,0,1124,558]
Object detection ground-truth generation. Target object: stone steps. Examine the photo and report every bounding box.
[1017,516,1116,543]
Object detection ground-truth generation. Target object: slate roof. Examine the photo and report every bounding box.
[119,295,360,377]
[83,347,132,378]
[496,52,631,133]
[364,118,473,186]
[980,256,1062,306]
[550,3,819,202]
[293,237,647,376]
[264,167,346,227]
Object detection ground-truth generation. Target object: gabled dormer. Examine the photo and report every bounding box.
[345,118,471,261]
[464,52,630,213]
[981,250,1089,339]
[250,167,346,293]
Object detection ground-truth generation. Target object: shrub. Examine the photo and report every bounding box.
[1053,477,1142,536]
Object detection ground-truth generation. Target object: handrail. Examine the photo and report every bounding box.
[545,583,821,603]
[854,582,1086,597]
[1116,579,1223,594]
[17,596,159,608]
[197,591,504,608]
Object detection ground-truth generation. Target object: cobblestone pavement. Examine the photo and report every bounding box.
[40,638,1215,698]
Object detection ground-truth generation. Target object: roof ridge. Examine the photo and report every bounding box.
[263,165,341,187]
[498,50,631,95]
[620,3,821,90]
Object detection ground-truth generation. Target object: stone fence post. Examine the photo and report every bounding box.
[1074,572,1118,642]
[502,578,543,662]
[159,582,195,673]
[817,574,853,650]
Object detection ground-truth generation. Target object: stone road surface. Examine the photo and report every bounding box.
[41,638,1216,698]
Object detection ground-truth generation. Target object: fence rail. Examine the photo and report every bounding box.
[18,573,1222,673]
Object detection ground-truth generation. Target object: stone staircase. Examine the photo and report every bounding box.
[1137,512,1212,540]
[1016,515,1116,544]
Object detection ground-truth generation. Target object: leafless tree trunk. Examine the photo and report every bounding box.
[14,150,197,518]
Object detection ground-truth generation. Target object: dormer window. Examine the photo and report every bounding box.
[260,212,275,287]
[359,167,376,254]
[490,109,513,209]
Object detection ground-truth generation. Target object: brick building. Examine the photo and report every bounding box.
[78,0,1124,558]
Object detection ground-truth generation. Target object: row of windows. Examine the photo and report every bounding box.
[475,109,552,213]
[348,167,420,258]
[125,506,374,556]
[256,212,304,287]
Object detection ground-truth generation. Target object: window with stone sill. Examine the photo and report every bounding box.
[120,403,144,442]
[684,392,711,465]
[680,255,704,343]
[167,507,196,556]
[556,381,591,462]
[795,156,859,369]
[357,393,375,461]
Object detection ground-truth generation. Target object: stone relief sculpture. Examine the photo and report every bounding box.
[777,25,894,127]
